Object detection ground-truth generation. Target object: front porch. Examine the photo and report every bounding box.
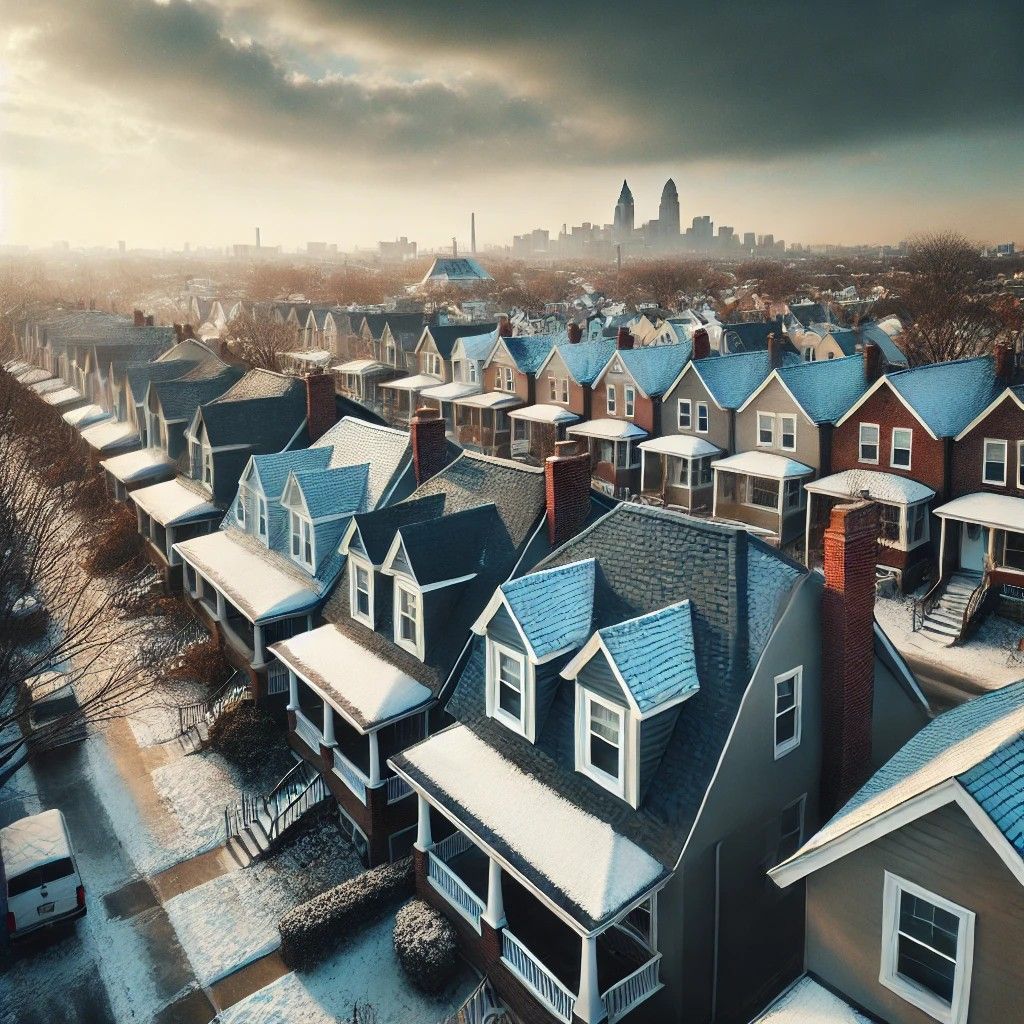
[380,373,442,427]
[637,435,720,512]
[452,392,523,457]
[420,381,483,436]
[566,419,647,500]
[333,359,397,416]
[509,405,580,464]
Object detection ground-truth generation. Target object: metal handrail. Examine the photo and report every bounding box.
[178,669,247,735]
[912,571,949,632]
[955,572,991,645]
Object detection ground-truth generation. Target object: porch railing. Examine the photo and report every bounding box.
[601,952,663,1024]
[955,572,992,645]
[501,928,576,1024]
[293,709,323,752]
[432,829,474,864]
[912,571,948,632]
[332,747,368,804]
[385,773,413,804]
[266,661,290,696]
[427,841,484,933]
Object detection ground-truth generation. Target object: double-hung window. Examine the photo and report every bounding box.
[202,449,213,486]
[891,427,913,469]
[697,401,709,433]
[549,376,557,402]
[607,385,617,415]
[678,399,692,430]
[776,796,805,862]
[859,423,880,464]
[503,366,515,391]
[350,560,373,626]
[983,439,1007,486]
[783,478,803,511]
[236,488,246,526]
[491,641,527,735]
[908,502,929,546]
[580,692,625,797]
[468,361,478,384]
[561,379,569,404]
[257,496,267,540]
[757,412,775,447]
[290,512,314,569]
[773,668,802,758]
[624,386,636,418]
[780,414,797,451]
[395,584,421,656]
[881,873,975,1024]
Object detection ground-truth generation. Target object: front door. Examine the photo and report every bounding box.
[959,522,987,572]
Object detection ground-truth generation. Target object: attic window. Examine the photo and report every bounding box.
[607,385,617,416]
[757,412,775,447]
[696,402,709,434]
[678,399,692,430]
[257,496,267,539]
[350,557,374,628]
[578,691,626,798]
[290,511,315,570]
[236,488,246,526]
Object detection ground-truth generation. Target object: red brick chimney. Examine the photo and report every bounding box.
[995,341,1014,385]
[304,369,337,443]
[144,314,155,327]
[133,309,145,327]
[863,340,883,384]
[410,406,447,485]
[821,500,880,815]
[498,317,513,338]
[767,332,782,369]
[545,440,591,547]
[173,323,184,343]
[692,327,711,361]
[567,322,583,344]
[183,323,196,340]
[616,327,634,350]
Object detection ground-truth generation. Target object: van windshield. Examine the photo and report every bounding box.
[7,857,75,897]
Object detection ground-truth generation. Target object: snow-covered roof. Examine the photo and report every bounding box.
[712,451,812,479]
[567,418,647,441]
[379,373,441,391]
[394,724,667,926]
[508,403,580,425]
[130,478,220,527]
[18,368,52,385]
[805,469,934,505]
[271,625,432,732]
[933,492,1024,532]
[63,404,110,428]
[332,359,388,374]
[30,377,67,395]
[101,447,176,485]
[419,381,481,401]
[638,435,720,459]
[454,391,523,410]
[751,976,872,1023]
[285,349,331,363]
[0,810,72,879]
[598,343,691,398]
[80,419,140,453]
[43,385,83,407]
[175,531,320,622]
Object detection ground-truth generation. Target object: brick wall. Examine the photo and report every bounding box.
[545,443,591,546]
[951,393,1024,499]
[304,371,337,443]
[590,378,656,434]
[410,408,447,484]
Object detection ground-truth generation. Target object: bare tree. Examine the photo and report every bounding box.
[225,310,296,371]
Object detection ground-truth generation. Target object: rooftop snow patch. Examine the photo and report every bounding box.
[712,450,812,479]
[130,478,219,526]
[751,976,872,1023]
[101,447,176,484]
[806,469,934,505]
[63,404,110,428]
[395,724,666,927]
[80,419,140,452]
[43,385,83,407]
[934,492,1024,532]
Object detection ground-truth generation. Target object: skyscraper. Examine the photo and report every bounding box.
[658,178,680,242]
[613,180,635,239]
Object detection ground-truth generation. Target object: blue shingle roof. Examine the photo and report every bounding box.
[959,734,1024,856]
[691,350,796,409]
[555,340,617,386]
[501,559,595,659]
[251,447,331,500]
[458,329,499,362]
[598,601,699,714]
[293,463,369,521]
[829,328,859,356]
[502,333,566,374]
[858,322,908,366]
[613,342,692,398]
[777,355,869,424]
[887,356,999,437]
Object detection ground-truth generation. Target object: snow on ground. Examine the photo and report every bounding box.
[876,594,1024,689]
[215,914,474,1024]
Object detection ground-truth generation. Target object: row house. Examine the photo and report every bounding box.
[391,500,927,1024]
[130,369,317,589]
[719,317,795,355]
[568,333,690,498]
[334,315,428,412]
[768,681,1024,1024]
[511,330,616,464]
[269,435,596,867]
[176,416,413,696]
[419,327,501,432]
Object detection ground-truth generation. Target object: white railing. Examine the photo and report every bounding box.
[432,829,474,864]
[384,774,412,804]
[427,850,484,933]
[332,747,368,804]
[293,709,323,752]
[601,952,662,1024]
[501,928,576,1024]
[267,662,290,696]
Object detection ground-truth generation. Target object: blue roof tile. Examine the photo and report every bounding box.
[613,342,691,397]
[293,463,369,521]
[858,322,908,366]
[458,329,499,362]
[502,333,566,374]
[251,447,331,500]
[959,734,1024,856]
[692,350,797,409]
[777,355,869,423]
[887,356,999,437]
[555,340,617,386]
[501,559,595,658]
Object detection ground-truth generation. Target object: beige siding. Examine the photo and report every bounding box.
[660,371,732,452]
[735,377,823,472]
[806,802,1024,1024]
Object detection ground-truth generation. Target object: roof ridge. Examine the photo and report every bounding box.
[458,450,545,474]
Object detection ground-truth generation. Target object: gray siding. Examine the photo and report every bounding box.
[639,707,681,799]
[734,378,824,473]
[486,603,524,649]
[661,371,732,453]
[577,651,628,707]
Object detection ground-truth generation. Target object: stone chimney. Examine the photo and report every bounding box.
[821,501,880,815]
[567,322,583,344]
[133,309,145,327]
[616,326,634,350]
[863,340,883,384]
[144,314,155,327]
[995,341,1014,385]
[498,316,513,338]
[304,369,337,443]
[767,332,782,370]
[692,327,711,361]
[183,323,196,340]
[410,406,447,485]
[545,440,591,547]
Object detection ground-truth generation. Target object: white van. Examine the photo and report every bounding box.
[1,809,86,941]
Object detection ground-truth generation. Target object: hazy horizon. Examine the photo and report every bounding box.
[2,0,1022,252]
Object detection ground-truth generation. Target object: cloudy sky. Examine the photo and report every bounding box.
[1,0,1021,251]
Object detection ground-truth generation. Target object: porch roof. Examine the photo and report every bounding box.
[566,418,647,441]
[638,435,720,459]
[271,624,432,732]
[453,391,524,410]
[711,450,812,480]
[805,469,934,506]
[508,403,580,425]
[63,404,110,428]
[30,377,67,395]
[751,975,872,1023]
[80,418,140,453]
[393,724,668,931]
[101,447,176,484]
[420,380,481,401]
[285,349,331,363]
[933,492,1024,533]
[380,373,441,391]
[16,367,52,385]
[332,359,387,374]
[130,478,220,527]
[43,385,83,407]
[175,531,320,623]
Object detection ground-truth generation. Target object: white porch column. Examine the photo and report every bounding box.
[368,730,381,787]
[215,590,226,622]
[323,703,336,746]
[287,670,299,712]
[939,518,947,575]
[576,933,602,1024]
[804,492,813,566]
[252,624,266,668]
[415,794,433,851]
[165,525,176,564]
[483,857,506,929]
[639,448,647,492]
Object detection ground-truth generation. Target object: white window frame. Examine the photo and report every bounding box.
[236,486,246,526]
[549,375,557,402]
[624,385,636,418]
[757,412,775,448]
[290,511,315,570]
[891,427,913,470]
[468,361,478,384]
[859,422,880,465]
[607,385,617,416]
[678,398,692,430]
[982,438,1008,486]
[487,638,531,739]
[257,496,267,541]
[577,689,627,800]
[880,872,975,1024]
[780,414,797,452]
[696,401,709,434]
[773,667,802,759]
[503,366,514,392]
[349,557,374,628]
[394,581,423,659]
[561,378,569,404]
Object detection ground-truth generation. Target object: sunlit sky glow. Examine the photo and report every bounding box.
[1,0,1021,251]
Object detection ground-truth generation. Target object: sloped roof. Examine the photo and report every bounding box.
[250,447,332,500]
[455,329,499,362]
[548,340,617,386]
[397,503,501,585]
[721,319,793,353]
[420,258,493,286]
[828,328,859,355]
[959,734,1024,857]
[349,494,448,565]
[690,351,787,409]
[806,469,934,505]
[610,342,691,397]
[858,321,907,365]
[788,302,836,328]
[751,975,871,1023]
[776,355,868,424]
[314,417,412,508]
[154,365,243,422]
[423,323,498,360]
[198,373,306,449]
[125,357,204,404]
[500,334,566,374]
[887,356,998,438]
[292,463,369,521]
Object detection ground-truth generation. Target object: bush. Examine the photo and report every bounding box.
[393,898,459,994]
[279,857,414,970]
[82,505,144,576]
[164,636,232,687]
[207,699,276,775]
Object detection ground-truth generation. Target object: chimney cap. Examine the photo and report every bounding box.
[413,405,439,420]
[549,439,580,459]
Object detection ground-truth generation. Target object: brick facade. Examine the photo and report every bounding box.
[304,370,337,443]
[950,391,1024,500]
[589,376,656,434]
[410,407,447,485]
[545,442,591,546]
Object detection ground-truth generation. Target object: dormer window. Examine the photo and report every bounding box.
[290,511,314,570]
[203,449,213,487]
[578,691,626,799]
[350,557,374,627]
[394,582,423,658]
[257,496,267,540]
[236,488,246,526]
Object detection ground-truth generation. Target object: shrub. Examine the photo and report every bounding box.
[279,857,414,970]
[207,699,276,775]
[393,898,459,994]
[82,506,144,576]
[163,636,232,687]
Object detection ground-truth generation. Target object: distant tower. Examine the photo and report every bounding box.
[658,179,680,244]
[471,213,476,255]
[613,180,635,240]
[255,227,261,249]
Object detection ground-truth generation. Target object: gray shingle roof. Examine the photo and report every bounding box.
[251,447,332,500]
[154,365,243,422]
[350,494,448,565]
[293,463,369,521]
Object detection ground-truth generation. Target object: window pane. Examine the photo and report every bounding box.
[776,707,797,744]
[750,477,779,508]
[590,735,619,777]
[590,701,621,743]
[697,404,709,432]
[897,938,956,1004]
[899,893,960,958]
[499,681,522,719]
[880,505,901,540]
[776,677,795,711]
[498,651,521,689]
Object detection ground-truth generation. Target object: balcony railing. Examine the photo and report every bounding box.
[332,747,368,805]
[601,952,662,1024]
[293,709,323,752]
[501,928,576,1024]
[384,773,413,803]
[427,835,484,933]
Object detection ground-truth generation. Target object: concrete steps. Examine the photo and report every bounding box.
[920,572,984,647]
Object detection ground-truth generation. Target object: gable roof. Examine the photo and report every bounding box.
[392,503,500,586]
[788,302,836,328]
[497,333,566,374]
[954,384,1024,441]
[540,339,617,386]
[858,321,907,366]
[290,463,369,522]
[153,364,243,422]
[769,355,869,424]
[454,329,499,362]
[420,323,498,360]
[249,447,332,500]
[683,350,790,410]
[346,494,448,566]
[198,371,307,448]
[886,356,999,438]
[721,319,793,354]
[599,342,692,398]
[312,417,412,508]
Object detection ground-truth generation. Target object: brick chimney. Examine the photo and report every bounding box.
[616,326,634,350]
[821,500,880,815]
[304,369,337,443]
[567,322,583,344]
[183,323,195,340]
[863,340,883,384]
[545,440,591,547]
[133,309,145,327]
[995,341,1014,385]
[692,327,711,361]
[144,314,155,327]
[173,323,184,342]
[410,406,447,485]
[767,332,782,369]
[498,316,513,338]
